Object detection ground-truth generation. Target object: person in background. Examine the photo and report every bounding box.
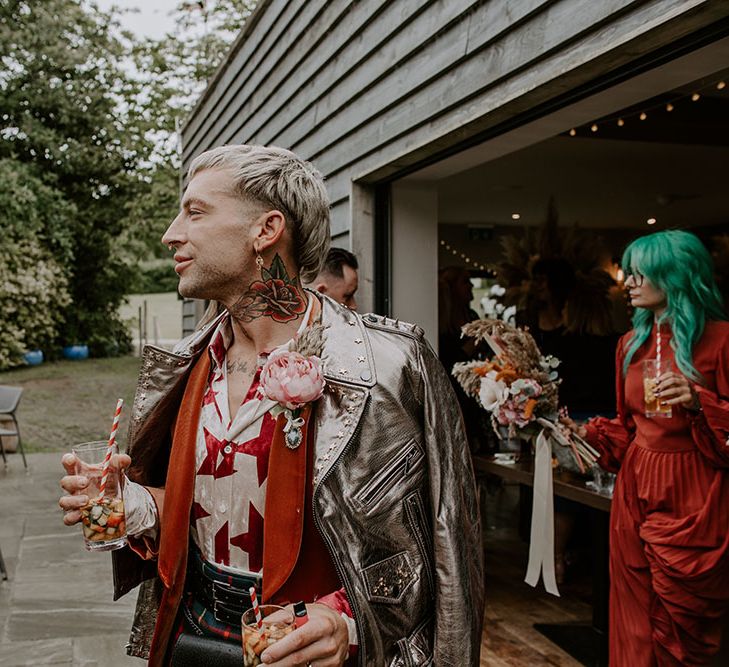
[438,266,490,454]
[522,257,619,583]
[564,229,729,666]
[310,247,359,310]
[58,145,483,666]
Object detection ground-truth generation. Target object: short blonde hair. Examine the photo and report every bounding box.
[188,144,331,283]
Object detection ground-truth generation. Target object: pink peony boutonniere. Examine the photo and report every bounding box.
[259,323,327,449]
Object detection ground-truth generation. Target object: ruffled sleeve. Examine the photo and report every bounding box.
[687,330,729,468]
[583,334,635,472]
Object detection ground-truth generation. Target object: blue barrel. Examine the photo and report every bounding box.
[62,345,89,360]
[24,349,44,365]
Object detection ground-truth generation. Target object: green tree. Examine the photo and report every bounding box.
[0,159,73,366]
[0,0,163,355]
[121,0,256,283]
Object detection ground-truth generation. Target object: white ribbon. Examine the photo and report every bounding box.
[283,414,305,433]
[524,429,560,596]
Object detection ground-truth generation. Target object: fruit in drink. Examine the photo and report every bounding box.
[80,497,126,542]
[242,621,294,666]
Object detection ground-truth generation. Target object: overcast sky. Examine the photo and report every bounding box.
[96,0,181,39]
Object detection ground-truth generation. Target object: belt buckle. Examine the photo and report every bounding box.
[213,579,247,606]
[212,598,239,625]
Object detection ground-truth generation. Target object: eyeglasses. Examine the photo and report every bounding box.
[624,270,645,287]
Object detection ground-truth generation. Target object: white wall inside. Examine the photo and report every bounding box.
[391,182,438,348]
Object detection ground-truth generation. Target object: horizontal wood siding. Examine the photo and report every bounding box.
[182,0,727,232]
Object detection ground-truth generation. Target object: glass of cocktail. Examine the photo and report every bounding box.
[643,359,672,418]
[72,440,127,551]
[241,605,295,666]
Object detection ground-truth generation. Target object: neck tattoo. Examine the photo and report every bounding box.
[229,253,307,324]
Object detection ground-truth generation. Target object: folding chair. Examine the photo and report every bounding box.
[0,385,27,469]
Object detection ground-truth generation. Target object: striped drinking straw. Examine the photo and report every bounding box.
[249,587,262,628]
[98,398,123,498]
[656,323,662,378]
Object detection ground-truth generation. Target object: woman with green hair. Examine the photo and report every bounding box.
[565,229,729,666]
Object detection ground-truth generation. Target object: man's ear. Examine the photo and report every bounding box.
[314,282,329,295]
[252,209,287,252]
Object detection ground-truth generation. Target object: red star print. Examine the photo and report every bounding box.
[196,428,237,478]
[214,522,229,565]
[234,411,276,485]
[191,501,210,522]
[230,503,264,572]
[202,384,223,422]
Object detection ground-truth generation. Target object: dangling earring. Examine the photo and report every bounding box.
[255,253,264,269]
[168,244,174,251]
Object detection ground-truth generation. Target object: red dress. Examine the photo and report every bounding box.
[585,320,729,667]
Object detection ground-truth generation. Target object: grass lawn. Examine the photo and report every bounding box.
[0,356,141,453]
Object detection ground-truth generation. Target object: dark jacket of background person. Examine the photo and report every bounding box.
[113,297,485,666]
[523,258,619,418]
[438,266,491,453]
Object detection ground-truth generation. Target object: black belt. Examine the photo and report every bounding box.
[187,548,262,627]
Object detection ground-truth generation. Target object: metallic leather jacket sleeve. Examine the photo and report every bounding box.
[114,295,484,665]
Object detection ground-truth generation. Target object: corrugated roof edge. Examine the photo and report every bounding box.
[181,0,274,137]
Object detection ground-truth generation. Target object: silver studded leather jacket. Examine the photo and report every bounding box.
[113,294,484,666]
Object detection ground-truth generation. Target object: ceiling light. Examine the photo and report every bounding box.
[647,218,657,225]
[639,112,647,121]
[666,103,674,112]
[691,93,700,102]
[717,81,726,90]
[511,213,521,220]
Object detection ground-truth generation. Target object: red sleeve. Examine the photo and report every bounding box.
[316,587,353,618]
[584,334,635,472]
[687,332,729,467]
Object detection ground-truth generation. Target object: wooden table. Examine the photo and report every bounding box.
[474,455,611,667]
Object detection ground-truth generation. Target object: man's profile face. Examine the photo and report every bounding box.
[318,264,358,310]
[161,168,260,304]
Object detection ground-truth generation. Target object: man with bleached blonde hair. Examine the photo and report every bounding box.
[59,144,483,666]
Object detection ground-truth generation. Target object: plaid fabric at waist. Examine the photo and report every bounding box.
[183,547,263,642]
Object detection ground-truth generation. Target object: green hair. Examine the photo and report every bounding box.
[622,230,726,382]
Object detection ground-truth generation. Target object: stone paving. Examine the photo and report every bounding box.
[0,453,142,666]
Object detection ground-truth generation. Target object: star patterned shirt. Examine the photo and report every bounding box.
[188,300,357,650]
[190,313,299,575]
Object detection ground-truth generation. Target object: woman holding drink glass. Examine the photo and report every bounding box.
[563,230,729,666]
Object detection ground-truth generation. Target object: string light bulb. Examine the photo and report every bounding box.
[591,124,598,132]
[617,118,625,127]
[639,112,647,121]
[569,128,576,136]
[691,93,700,102]
[647,218,657,225]
[511,213,521,220]
[666,103,674,112]
[439,241,496,277]
[717,81,726,90]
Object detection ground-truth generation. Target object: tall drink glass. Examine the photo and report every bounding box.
[72,440,127,552]
[242,605,295,666]
[643,359,672,418]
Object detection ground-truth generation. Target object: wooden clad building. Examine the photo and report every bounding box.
[182,0,729,342]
